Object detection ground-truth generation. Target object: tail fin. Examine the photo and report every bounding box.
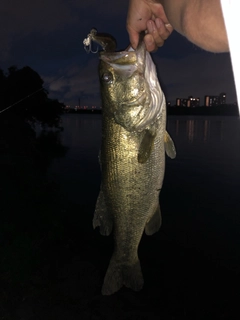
[101,258,144,295]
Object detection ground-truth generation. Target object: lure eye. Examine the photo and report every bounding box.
[102,72,113,83]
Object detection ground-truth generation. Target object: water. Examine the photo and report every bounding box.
[48,114,102,203]
[2,113,240,318]
[33,113,240,318]
[49,113,240,271]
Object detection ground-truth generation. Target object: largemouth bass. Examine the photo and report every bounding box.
[87,30,176,295]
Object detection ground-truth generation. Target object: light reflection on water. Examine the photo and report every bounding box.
[168,116,240,144]
[167,116,240,169]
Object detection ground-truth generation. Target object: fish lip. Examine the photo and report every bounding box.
[120,93,146,106]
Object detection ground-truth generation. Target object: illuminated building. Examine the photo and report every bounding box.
[219,92,226,104]
[181,99,188,107]
[205,96,210,107]
[176,98,188,107]
[188,96,200,107]
[176,96,200,107]
[205,93,226,106]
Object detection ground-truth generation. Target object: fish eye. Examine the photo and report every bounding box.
[102,72,113,83]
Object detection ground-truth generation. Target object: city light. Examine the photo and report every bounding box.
[175,93,227,107]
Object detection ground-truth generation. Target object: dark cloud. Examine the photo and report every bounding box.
[43,57,100,106]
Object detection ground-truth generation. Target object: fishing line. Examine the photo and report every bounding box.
[0,75,64,115]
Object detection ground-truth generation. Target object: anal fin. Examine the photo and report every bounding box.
[145,204,162,235]
[93,188,113,236]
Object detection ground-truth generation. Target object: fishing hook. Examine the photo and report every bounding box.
[83,28,117,53]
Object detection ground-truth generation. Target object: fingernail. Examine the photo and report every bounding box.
[144,35,155,52]
[165,23,172,29]
[147,20,153,32]
[155,18,162,28]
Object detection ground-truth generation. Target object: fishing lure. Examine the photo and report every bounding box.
[83,28,117,53]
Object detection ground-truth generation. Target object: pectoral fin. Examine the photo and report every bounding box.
[138,129,156,164]
[93,188,113,236]
[164,131,176,159]
[145,204,162,235]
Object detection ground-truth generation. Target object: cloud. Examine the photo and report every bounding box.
[46,76,67,92]
[42,56,101,106]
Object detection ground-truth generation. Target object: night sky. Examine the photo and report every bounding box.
[0,0,237,107]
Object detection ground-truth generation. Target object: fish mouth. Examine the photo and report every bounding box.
[100,40,145,71]
[120,93,146,107]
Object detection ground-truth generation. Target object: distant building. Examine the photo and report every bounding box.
[176,96,200,107]
[205,96,210,107]
[176,98,188,107]
[219,92,226,104]
[205,93,226,106]
[176,98,181,106]
[188,96,200,107]
[181,98,188,107]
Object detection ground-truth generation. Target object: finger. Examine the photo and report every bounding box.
[164,23,174,34]
[146,19,173,48]
[146,20,165,48]
[144,34,158,52]
[127,25,140,49]
[155,18,173,40]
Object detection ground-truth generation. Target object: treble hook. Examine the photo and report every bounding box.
[83,28,117,53]
[83,29,99,54]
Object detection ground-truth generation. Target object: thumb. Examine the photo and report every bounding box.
[127,27,140,49]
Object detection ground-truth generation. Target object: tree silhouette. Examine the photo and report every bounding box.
[1,65,64,127]
[0,65,67,173]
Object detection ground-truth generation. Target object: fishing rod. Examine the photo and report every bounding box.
[0,75,64,115]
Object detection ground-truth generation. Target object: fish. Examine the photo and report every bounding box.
[90,30,176,295]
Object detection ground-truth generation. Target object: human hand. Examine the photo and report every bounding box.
[126,0,173,52]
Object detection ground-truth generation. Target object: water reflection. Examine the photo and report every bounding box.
[187,119,194,142]
[167,116,240,145]
[203,120,209,142]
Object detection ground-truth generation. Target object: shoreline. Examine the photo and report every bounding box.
[64,104,239,116]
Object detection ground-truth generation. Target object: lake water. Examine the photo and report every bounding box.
[49,113,240,269]
[47,113,240,317]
